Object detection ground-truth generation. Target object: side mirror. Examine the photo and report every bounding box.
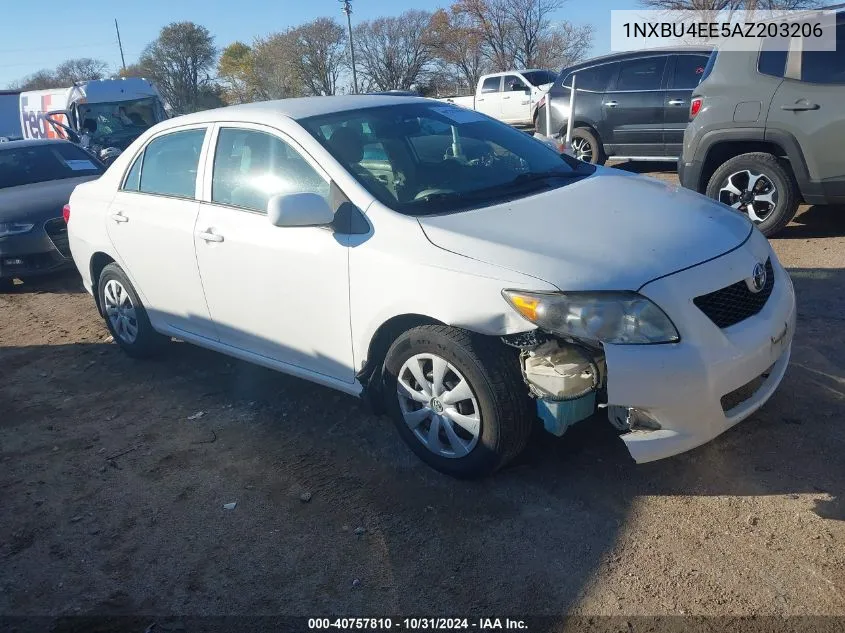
[267,192,334,227]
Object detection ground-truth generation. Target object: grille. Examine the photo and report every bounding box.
[44,218,71,258]
[694,258,774,329]
[720,364,774,413]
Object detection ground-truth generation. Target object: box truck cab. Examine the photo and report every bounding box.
[19,78,166,162]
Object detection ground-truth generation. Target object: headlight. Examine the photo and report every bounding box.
[0,222,35,237]
[503,290,680,345]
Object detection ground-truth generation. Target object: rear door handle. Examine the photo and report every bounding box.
[781,101,820,111]
[110,212,129,223]
[198,230,224,243]
[667,99,686,106]
[604,100,618,108]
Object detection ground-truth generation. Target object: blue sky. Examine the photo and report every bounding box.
[0,0,641,87]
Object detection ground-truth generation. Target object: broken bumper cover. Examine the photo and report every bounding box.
[604,231,796,463]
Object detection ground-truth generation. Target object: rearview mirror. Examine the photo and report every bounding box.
[267,192,334,227]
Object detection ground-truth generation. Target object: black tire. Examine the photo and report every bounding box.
[97,263,168,358]
[567,127,606,165]
[706,152,799,237]
[0,277,15,292]
[382,325,533,479]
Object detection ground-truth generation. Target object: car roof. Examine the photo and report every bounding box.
[562,46,713,72]
[0,138,74,149]
[159,95,430,129]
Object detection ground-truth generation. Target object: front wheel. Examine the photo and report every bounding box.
[97,263,168,358]
[567,127,606,165]
[383,325,533,478]
[706,152,799,236]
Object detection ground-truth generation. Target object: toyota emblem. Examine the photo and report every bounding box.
[750,262,767,293]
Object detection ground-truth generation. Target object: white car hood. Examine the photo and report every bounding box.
[417,168,753,291]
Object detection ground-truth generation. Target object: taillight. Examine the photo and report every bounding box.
[689,97,703,119]
[62,204,70,223]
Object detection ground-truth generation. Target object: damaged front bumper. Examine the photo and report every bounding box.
[509,230,796,464]
[604,234,796,463]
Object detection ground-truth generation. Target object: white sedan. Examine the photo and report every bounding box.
[66,96,796,478]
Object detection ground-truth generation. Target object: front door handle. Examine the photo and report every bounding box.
[667,99,686,106]
[781,101,820,111]
[604,100,618,108]
[110,212,129,223]
[197,230,224,243]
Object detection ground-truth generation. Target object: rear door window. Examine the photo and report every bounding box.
[562,62,618,92]
[799,21,845,84]
[758,36,789,77]
[138,129,206,199]
[670,54,710,89]
[614,56,667,91]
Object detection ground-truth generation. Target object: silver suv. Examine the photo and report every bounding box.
[679,13,845,236]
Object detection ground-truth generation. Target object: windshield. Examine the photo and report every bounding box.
[78,97,165,145]
[521,70,557,86]
[300,102,594,215]
[0,142,103,189]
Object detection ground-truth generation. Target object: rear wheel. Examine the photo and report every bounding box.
[706,152,799,236]
[383,325,533,479]
[97,263,168,358]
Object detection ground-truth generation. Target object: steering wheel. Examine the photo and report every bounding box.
[414,188,457,200]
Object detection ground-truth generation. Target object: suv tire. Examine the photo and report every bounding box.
[568,127,606,165]
[706,152,799,237]
[382,325,533,479]
[97,263,168,358]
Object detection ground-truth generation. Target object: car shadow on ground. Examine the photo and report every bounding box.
[1,264,843,620]
[779,205,845,239]
[2,269,85,295]
[607,160,678,175]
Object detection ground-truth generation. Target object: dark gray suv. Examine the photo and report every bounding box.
[537,47,712,164]
[679,13,845,236]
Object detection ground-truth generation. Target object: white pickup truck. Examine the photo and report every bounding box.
[438,70,557,127]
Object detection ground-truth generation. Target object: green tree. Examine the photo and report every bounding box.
[139,22,217,114]
[218,42,256,104]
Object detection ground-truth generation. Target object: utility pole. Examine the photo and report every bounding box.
[115,19,127,72]
[340,0,358,94]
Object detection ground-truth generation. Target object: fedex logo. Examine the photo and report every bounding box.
[20,94,68,140]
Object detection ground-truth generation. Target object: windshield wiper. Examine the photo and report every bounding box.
[509,168,585,185]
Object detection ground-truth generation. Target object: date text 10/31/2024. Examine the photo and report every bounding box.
[308,618,529,630]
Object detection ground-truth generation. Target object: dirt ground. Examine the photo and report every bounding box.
[1,164,844,630]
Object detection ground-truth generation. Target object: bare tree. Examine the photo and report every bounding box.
[8,70,58,91]
[139,22,217,114]
[454,0,514,70]
[292,18,348,96]
[451,0,592,71]
[639,0,821,12]
[535,22,594,69]
[428,8,489,91]
[54,58,109,84]
[353,10,435,91]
